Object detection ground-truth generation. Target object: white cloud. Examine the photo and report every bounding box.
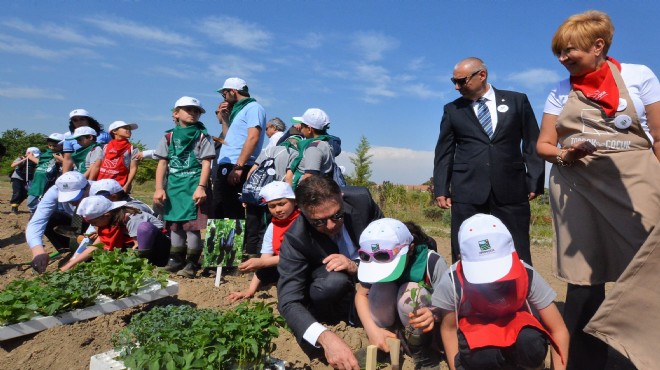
[351,31,399,61]
[506,68,561,91]
[336,146,433,184]
[402,82,445,100]
[354,63,396,103]
[0,85,64,99]
[85,17,197,46]
[2,19,115,46]
[408,57,427,71]
[208,55,266,80]
[0,34,62,59]
[200,16,271,50]
[151,66,190,79]
[292,32,323,49]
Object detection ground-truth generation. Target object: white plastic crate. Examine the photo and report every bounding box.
[0,279,178,341]
[90,349,126,370]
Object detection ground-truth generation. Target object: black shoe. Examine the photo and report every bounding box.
[11,205,18,214]
[163,258,185,272]
[176,262,199,278]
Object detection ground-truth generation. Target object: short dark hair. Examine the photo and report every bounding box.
[295,175,342,210]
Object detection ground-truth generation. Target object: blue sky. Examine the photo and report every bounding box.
[1,1,658,184]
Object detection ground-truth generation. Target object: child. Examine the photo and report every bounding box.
[433,214,568,370]
[355,218,448,369]
[61,195,170,271]
[65,126,103,179]
[26,133,64,213]
[97,120,140,192]
[227,181,299,302]
[9,147,40,214]
[90,178,154,215]
[62,108,110,173]
[153,96,216,278]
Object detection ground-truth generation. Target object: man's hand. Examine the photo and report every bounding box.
[322,254,357,275]
[31,245,49,273]
[228,167,243,186]
[238,258,263,273]
[528,192,538,201]
[436,196,451,209]
[317,331,359,370]
[217,101,231,123]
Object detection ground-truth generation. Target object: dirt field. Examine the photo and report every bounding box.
[0,181,635,370]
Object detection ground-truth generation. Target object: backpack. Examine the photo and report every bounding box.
[239,147,289,206]
[289,135,346,189]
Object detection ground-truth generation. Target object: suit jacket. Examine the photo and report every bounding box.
[277,186,383,342]
[433,87,545,205]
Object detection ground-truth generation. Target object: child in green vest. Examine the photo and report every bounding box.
[153,96,216,278]
[26,133,64,213]
[65,126,103,179]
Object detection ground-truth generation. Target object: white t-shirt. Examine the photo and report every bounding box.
[260,223,275,254]
[544,63,660,141]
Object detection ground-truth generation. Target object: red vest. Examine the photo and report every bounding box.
[97,139,132,185]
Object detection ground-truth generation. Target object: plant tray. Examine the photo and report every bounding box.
[0,279,178,341]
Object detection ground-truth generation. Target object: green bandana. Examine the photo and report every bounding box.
[397,244,430,283]
[28,149,57,197]
[71,143,99,173]
[229,97,256,127]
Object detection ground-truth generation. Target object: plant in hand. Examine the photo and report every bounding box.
[404,281,432,339]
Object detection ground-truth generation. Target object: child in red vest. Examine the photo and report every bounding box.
[434,214,568,370]
[97,121,139,192]
[226,181,299,302]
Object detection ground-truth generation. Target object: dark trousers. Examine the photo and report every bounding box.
[244,205,270,255]
[564,283,607,370]
[255,265,279,285]
[308,265,356,325]
[451,195,531,264]
[44,211,74,252]
[10,178,28,205]
[455,327,548,370]
[213,163,248,219]
[136,222,171,267]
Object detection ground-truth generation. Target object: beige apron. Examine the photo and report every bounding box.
[549,61,660,284]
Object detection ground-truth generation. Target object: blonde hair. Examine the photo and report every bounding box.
[551,10,614,56]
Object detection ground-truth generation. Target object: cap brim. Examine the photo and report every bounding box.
[462,252,524,284]
[357,246,409,283]
[58,189,85,203]
[291,117,303,124]
[110,201,127,211]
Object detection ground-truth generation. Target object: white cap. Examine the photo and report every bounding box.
[90,179,124,196]
[47,133,65,144]
[458,214,524,284]
[25,147,41,157]
[76,195,126,220]
[259,181,295,203]
[55,171,88,202]
[357,218,412,283]
[218,77,247,92]
[108,121,139,132]
[173,96,206,113]
[69,109,91,118]
[290,116,303,124]
[300,108,330,130]
[66,126,98,140]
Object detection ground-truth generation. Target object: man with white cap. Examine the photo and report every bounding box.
[432,214,568,370]
[214,77,267,256]
[287,108,343,189]
[277,175,383,370]
[26,171,93,273]
[10,147,41,214]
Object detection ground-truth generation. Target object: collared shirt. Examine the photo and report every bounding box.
[26,186,75,248]
[471,84,499,133]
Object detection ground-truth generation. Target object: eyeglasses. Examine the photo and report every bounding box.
[220,89,233,98]
[307,211,345,227]
[450,70,482,87]
[358,246,403,263]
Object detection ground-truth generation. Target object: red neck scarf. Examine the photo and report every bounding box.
[97,224,130,251]
[570,57,621,117]
[271,209,300,255]
[98,139,131,184]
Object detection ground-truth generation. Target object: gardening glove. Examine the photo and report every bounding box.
[32,253,50,274]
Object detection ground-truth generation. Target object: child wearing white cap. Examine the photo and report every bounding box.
[97,121,140,192]
[153,96,216,278]
[432,214,568,370]
[355,218,448,369]
[62,108,110,173]
[60,195,169,271]
[25,133,64,213]
[226,181,299,302]
[9,147,40,214]
[287,108,344,189]
[65,126,103,179]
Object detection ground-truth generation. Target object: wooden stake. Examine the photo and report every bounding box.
[386,337,400,370]
[365,344,378,370]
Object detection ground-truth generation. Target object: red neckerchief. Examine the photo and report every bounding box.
[97,224,130,251]
[570,56,621,117]
[98,138,131,185]
[270,209,300,255]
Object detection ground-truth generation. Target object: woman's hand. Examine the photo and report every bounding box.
[564,141,597,162]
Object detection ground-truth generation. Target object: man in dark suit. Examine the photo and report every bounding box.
[278,175,383,370]
[433,57,544,264]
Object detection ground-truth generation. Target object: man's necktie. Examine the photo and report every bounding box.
[477,98,493,138]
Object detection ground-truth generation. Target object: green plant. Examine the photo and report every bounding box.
[113,301,284,369]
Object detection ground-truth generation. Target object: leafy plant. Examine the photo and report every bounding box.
[113,301,285,369]
[405,281,432,339]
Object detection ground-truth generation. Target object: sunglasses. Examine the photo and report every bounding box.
[308,211,345,227]
[450,69,482,87]
[358,246,403,263]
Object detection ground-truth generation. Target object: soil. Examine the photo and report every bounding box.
[0,182,634,370]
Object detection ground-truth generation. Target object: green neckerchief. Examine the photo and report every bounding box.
[397,244,430,284]
[289,134,336,189]
[71,143,99,173]
[228,97,256,127]
[167,122,208,157]
[27,149,56,196]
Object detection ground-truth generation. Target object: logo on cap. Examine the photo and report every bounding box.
[370,243,380,252]
[478,239,495,254]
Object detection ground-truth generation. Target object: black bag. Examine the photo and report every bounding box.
[239,148,287,206]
